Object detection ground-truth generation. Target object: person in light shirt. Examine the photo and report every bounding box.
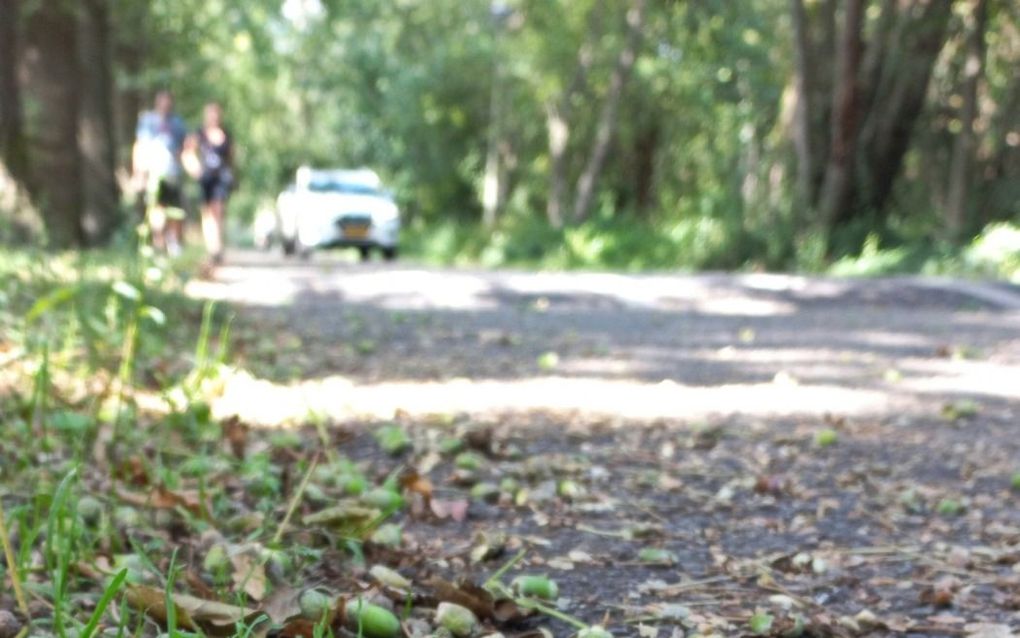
[132,90,187,255]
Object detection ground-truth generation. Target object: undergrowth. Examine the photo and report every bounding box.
[399,216,1020,280]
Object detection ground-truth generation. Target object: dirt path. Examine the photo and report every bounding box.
[188,252,1020,425]
[185,253,1020,636]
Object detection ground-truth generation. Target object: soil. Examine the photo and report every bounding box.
[188,253,1020,636]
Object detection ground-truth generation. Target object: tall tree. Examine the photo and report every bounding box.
[789,0,817,211]
[572,0,646,223]
[0,0,29,187]
[112,1,148,173]
[855,0,953,221]
[22,0,84,247]
[544,6,601,228]
[79,0,120,245]
[945,0,988,241]
[818,0,864,234]
[482,5,511,228]
[789,0,954,253]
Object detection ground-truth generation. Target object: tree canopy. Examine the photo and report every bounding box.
[0,0,1017,268]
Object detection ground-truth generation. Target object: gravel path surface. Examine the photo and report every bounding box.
[185,252,1020,635]
[188,252,1020,424]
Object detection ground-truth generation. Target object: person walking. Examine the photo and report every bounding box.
[184,102,234,264]
[132,90,187,255]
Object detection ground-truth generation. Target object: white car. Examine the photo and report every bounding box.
[273,167,400,260]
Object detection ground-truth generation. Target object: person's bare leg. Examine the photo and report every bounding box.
[148,205,168,251]
[201,200,225,261]
[166,219,184,256]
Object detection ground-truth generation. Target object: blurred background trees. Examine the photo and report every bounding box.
[0,0,1017,269]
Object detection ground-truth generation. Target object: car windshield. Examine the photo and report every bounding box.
[307,180,381,196]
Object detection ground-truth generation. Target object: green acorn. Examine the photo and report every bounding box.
[369,564,411,590]
[375,425,411,455]
[202,544,230,573]
[299,588,335,620]
[512,575,558,600]
[435,602,479,637]
[361,487,404,510]
[814,428,838,447]
[346,598,400,638]
[76,496,103,525]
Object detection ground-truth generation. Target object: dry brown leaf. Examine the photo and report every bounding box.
[113,457,150,486]
[400,469,434,501]
[124,585,197,632]
[222,415,249,459]
[964,623,1015,638]
[430,498,469,522]
[276,619,318,637]
[425,576,526,624]
[259,586,303,625]
[230,550,268,601]
[125,584,261,636]
[115,485,209,519]
[185,569,218,600]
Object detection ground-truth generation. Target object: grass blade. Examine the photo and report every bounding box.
[0,501,29,616]
[79,568,129,638]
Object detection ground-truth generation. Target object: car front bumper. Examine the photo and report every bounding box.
[296,215,399,250]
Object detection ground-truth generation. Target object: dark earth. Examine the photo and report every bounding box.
[179,253,1020,636]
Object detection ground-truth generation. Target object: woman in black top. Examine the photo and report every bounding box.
[185,102,233,264]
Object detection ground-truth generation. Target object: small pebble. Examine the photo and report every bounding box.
[0,610,22,638]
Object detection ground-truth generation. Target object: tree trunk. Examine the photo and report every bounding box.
[945,0,988,242]
[856,0,953,218]
[79,0,120,245]
[818,0,864,239]
[632,117,658,213]
[23,0,83,248]
[0,0,29,187]
[985,62,1019,183]
[113,2,147,174]
[572,0,646,223]
[545,103,569,228]
[482,30,507,228]
[789,0,816,209]
[544,7,601,229]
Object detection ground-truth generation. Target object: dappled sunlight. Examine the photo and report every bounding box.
[187,258,810,315]
[897,359,1020,401]
[186,256,1020,428]
[212,367,916,427]
[187,266,304,306]
[210,354,1020,428]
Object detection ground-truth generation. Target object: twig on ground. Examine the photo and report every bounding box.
[483,548,528,590]
[272,454,320,545]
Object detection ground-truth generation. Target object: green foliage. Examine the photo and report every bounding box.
[5,0,1018,269]
[965,223,1020,282]
[748,611,774,635]
[828,223,1020,280]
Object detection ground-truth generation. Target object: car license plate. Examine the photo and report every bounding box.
[343,224,370,240]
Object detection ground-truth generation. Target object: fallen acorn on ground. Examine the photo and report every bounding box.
[370,564,412,590]
[345,597,401,638]
[511,575,558,600]
[435,602,480,637]
[299,588,335,620]
[75,495,103,525]
[361,486,405,510]
[202,543,230,573]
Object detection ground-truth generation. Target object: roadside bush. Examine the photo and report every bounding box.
[965,222,1020,282]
